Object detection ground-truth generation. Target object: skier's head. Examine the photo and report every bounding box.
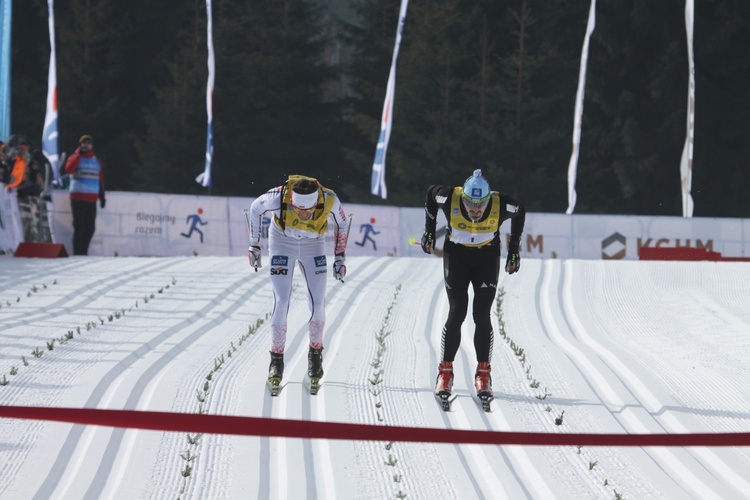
[290,177,320,220]
[461,169,491,221]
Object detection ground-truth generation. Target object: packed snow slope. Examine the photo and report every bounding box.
[1,256,750,500]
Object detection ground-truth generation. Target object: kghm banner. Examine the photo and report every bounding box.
[371,0,409,200]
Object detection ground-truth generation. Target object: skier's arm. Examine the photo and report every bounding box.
[330,194,350,257]
[422,185,452,253]
[424,185,453,234]
[64,148,82,175]
[502,194,526,249]
[500,194,525,274]
[248,187,281,246]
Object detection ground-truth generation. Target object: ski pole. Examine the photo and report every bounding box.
[242,209,258,272]
[337,213,353,284]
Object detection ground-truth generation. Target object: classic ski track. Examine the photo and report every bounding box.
[23,258,265,499]
[133,269,276,500]
[561,260,750,496]
[540,259,750,498]
[247,256,388,499]
[0,258,190,500]
[3,257,750,499]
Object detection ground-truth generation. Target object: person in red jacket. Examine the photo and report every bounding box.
[64,134,106,255]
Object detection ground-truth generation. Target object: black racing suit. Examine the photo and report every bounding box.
[424,185,526,363]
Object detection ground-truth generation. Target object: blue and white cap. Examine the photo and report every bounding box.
[462,169,491,207]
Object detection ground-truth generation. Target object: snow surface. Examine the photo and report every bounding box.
[1,255,750,500]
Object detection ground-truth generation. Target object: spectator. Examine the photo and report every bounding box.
[4,135,31,190]
[17,150,45,197]
[64,134,106,255]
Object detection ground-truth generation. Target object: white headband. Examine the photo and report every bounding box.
[291,191,318,210]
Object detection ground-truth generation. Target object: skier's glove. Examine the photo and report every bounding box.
[333,253,346,282]
[505,238,521,274]
[248,246,262,272]
[421,231,435,254]
[100,198,106,209]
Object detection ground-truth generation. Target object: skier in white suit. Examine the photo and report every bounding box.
[247,175,350,393]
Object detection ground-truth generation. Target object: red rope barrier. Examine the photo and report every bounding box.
[1,405,748,447]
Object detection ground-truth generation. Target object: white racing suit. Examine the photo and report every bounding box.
[248,183,349,354]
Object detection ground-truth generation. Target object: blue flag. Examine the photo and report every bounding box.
[42,0,60,180]
[371,0,408,200]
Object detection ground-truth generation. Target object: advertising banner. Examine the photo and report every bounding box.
[48,191,750,261]
[51,191,230,256]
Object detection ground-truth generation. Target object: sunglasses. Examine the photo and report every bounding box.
[291,203,316,213]
[461,194,489,211]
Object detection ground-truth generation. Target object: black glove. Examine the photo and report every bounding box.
[420,231,435,254]
[505,238,520,274]
[100,198,106,209]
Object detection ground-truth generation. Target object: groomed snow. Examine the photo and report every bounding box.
[1,256,750,499]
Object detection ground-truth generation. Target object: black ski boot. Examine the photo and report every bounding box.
[267,352,284,396]
[307,347,324,395]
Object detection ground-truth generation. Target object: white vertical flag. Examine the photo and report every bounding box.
[196,0,215,188]
[42,0,60,181]
[680,0,695,217]
[566,0,597,215]
[371,0,409,200]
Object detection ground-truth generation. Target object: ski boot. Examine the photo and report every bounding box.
[267,352,284,396]
[475,362,494,411]
[307,347,324,395]
[434,361,454,411]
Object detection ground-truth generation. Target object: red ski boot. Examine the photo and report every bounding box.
[434,361,454,411]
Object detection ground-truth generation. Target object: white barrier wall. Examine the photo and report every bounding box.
[0,188,23,254]
[48,190,750,260]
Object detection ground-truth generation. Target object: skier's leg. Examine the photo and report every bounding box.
[298,242,327,382]
[441,251,471,362]
[268,234,295,354]
[471,253,500,363]
[298,242,327,350]
[470,253,499,398]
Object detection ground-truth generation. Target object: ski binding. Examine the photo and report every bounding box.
[477,392,493,412]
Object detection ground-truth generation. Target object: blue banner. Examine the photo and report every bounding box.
[42,0,60,179]
[371,0,408,200]
[0,0,12,140]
